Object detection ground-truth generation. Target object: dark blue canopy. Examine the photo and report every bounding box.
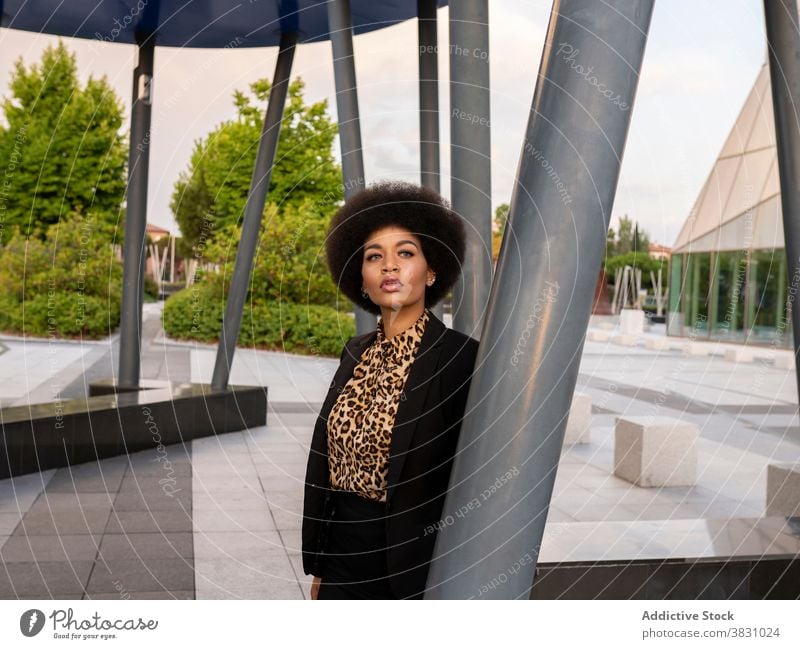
[1,0,448,48]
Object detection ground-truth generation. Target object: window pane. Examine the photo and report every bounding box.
[667,254,684,336]
[712,251,746,340]
[686,253,710,336]
[748,249,782,342]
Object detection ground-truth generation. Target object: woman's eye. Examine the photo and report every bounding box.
[365,250,413,261]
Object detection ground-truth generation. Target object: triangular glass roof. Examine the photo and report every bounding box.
[673,64,782,254]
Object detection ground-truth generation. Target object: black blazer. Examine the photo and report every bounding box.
[301,309,479,599]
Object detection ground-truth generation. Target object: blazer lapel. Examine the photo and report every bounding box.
[385,311,447,504]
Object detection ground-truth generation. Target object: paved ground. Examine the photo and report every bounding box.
[0,304,798,599]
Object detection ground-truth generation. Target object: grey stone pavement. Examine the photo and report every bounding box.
[0,303,798,599]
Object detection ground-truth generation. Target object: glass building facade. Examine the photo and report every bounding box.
[668,64,793,349]
[667,249,791,348]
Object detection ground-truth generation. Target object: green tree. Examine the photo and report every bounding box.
[606,226,617,257]
[494,203,510,236]
[609,214,651,256]
[616,215,634,254]
[604,250,665,291]
[0,40,127,243]
[199,199,339,307]
[171,78,341,249]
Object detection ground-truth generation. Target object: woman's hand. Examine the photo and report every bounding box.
[310,576,322,600]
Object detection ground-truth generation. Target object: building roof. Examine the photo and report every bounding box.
[673,64,782,254]
[648,242,671,255]
[146,223,170,235]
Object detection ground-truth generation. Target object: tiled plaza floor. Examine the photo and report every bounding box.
[1,305,798,598]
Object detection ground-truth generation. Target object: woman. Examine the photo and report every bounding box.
[301,180,480,600]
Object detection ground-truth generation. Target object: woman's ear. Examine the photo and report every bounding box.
[426,268,436,287]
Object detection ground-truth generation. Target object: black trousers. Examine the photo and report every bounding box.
[317,489,397,599]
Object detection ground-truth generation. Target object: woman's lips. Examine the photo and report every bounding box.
[381,279,403,292]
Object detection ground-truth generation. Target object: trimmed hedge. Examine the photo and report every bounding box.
[162,283,355,356]
[0,293,118,338]
[0,215,123,339]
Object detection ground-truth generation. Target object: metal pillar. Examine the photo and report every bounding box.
[449,0,492,337]
[426,0,654,599]
[419,0,441,193]
[210,32,297,391]
[764,0,800,404]
[118,36,155,389]
[418,0,444,322]
[328,0,375,334]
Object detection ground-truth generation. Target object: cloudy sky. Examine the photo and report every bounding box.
[0,0,766,247]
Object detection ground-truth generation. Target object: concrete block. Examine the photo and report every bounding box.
[564,391,591,445]
[620,309,645,334]
[724,347,755,362]
[766,463,800,517]
[587,330,611,342]
[612,333,639,346]
[774,354,796,370]
[645,338,668,350]
[614,416,698,487]
[682,342,708,356]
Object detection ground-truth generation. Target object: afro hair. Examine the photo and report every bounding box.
[325,181,467,315]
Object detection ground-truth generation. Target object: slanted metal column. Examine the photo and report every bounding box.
[418,0,444,321]
[426,0,654,599]
[118,36,155,389]
[764,0,800,404]
[328,0,374,334]
[449,0,492,337]
[211,32,297,391]
[419,0,441,193]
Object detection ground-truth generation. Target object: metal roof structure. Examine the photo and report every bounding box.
[1,0,447,48]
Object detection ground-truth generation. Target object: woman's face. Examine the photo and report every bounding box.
[361,225,434,315]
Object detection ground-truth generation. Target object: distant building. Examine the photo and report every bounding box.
[648,242,671,261]
[145,223,171,281]
[146,222,171,242]
[668,64,790,348]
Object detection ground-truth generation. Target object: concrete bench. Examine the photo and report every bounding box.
[587,330,611,342]
[774,354,796,370]
[681,341,709,356]
[645,338,669,350]
[766,463,800,517]
[564,391,591,444]
[724,347,756,362]
[619,309,644,334]
[614,416,698,487]
[612,333,639,346]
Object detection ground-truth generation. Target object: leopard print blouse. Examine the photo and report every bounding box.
[326,308,430,502]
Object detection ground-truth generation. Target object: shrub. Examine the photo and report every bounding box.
[144,275,159,301]
[0,214,122,338]
[162,283,354,356]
